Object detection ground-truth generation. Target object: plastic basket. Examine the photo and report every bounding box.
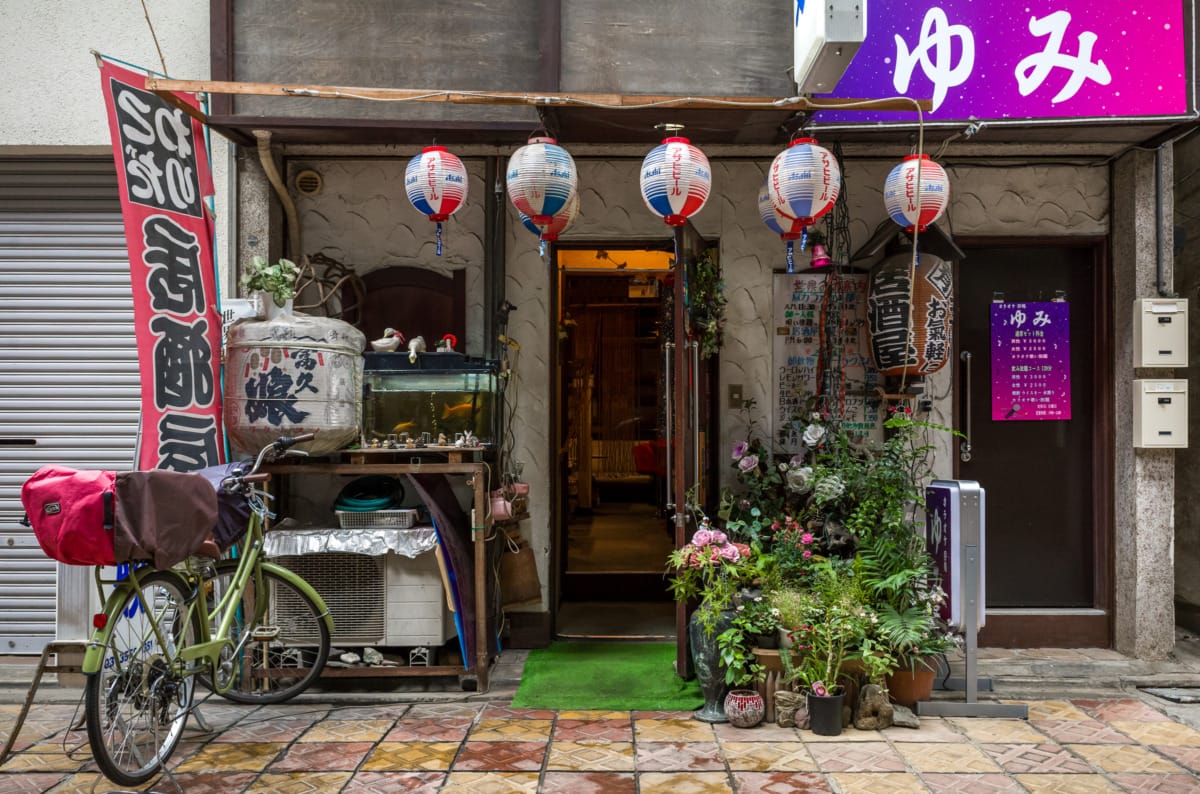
[335,508,419,530]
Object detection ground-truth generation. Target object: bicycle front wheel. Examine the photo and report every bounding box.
[201,560,330,704]
[85,569,198,787]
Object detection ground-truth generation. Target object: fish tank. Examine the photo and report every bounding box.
[362,352,500,445]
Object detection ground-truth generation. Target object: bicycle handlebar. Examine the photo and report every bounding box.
[222,431,318,493]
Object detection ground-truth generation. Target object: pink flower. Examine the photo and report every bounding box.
[800,532,814,545]
[692,528,714,547]
[811,681,828,697]
[738,454,759,473]
[731,440,749,460]
[718,544,741,562]
[711,530,728,545]
[802,550,812,558]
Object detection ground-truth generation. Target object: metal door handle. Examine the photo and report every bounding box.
[664,341,675,510]
[960,350,973,462]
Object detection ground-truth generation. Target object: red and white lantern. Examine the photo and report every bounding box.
[758,180,807,272]
[405,146,468,256]
[520,192,579,255]
[883,154,949,232]
[767,138,840,226]
[506,135,578,230]
[639,137,712,226]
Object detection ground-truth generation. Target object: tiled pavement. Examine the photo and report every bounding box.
[3,696,1200,792]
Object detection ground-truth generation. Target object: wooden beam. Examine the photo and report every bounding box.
[146,78,933,113]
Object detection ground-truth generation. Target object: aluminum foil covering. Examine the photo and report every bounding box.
[264,527,439,558]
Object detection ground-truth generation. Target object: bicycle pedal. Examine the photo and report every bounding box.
[251,626,280,641]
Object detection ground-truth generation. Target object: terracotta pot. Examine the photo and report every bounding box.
[724,689,765,728]
[886,658,938,708]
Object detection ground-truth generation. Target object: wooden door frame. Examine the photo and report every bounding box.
[952,236,1114,647]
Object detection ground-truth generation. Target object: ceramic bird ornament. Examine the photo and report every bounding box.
[370,327,405,353]
[407,335,427,363]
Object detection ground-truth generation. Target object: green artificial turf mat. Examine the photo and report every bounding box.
[510,642,703,711]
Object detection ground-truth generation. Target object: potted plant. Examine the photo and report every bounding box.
[241,255,302,315]
[667,518,755,722]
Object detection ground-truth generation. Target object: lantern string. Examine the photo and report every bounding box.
[436,222,444,256]
[786,240,795,274]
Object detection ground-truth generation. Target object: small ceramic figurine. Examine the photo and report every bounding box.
[407,335,427,363]
[437,432,448,446]
[437,333,458,352]
[370,327,405,352]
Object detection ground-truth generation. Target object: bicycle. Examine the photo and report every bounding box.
[81,433,333,786]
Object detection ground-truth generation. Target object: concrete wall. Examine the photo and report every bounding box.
[1174,131,1200,629]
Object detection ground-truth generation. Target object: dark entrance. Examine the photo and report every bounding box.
[955,240,1111,647]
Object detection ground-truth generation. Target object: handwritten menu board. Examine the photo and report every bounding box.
[989,301,1072,421]
[772,272,882,453]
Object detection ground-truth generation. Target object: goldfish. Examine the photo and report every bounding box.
[391,420,418,433]
[442,401,475,420]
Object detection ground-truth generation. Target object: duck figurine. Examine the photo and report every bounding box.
[407,335,427,363]
[370,327,405,353]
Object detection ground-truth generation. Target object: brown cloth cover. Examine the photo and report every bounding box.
[113,470,218,569]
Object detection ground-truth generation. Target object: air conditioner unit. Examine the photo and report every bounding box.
[274,550,456,647]
[794,0,867,94]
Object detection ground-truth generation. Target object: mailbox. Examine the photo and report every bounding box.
[1133,379,1188,448]
[1133,299,1188,368]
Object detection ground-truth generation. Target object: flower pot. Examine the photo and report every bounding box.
[886,658,938,708]
[723,689,765,728]
[689,609,735,723]
[807,691,845,736]
[752,632,779,650]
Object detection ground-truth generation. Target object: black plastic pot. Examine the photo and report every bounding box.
[807,691,845,736]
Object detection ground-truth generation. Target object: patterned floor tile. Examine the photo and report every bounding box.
[360,741,461,771]
[269,741,374,772]
[895,741,1002,773]
[1075,700,1172,723]
[175,742,285,773]
[470,718,554,741]
[296,719,393,742]
[215,715,322,743]
[826,772,928,793]
[807,741,907,772]
[480,704,556,720]
[545,741,635,771]
[42,773,159,793]
[803,726,888,742]
[452,740,547,771]
[341,771,445,792]
[553,718,634,742]
[979,743,1095,774]
[1068,744,1184,774]
[637,771,733,793]
[1016,773,1123,792]
[721,740,816,772]
[405,702,485,720]
[730,771,832,793]
[1026,701,1094,721]
[0,747,89,774]
[0,773,70,794]
[947,717,1051,743]
[386,717,474,742]
[879,718,966,743]
[1109,773,1200,793]
[539,771,637,793]
[142,771,257,793]
[920,773,1028,793]
[555,710,630,720]
[243,772,353,792]
[440,771,541,792]
[1109,721,1200,746]
[632,710,695,719]
[635,741,726,771]
[326,704,405,721]
[1153,745,1200,773]
[634,718,718,742]
[1032,719,1138,745]
[712,721,801,742]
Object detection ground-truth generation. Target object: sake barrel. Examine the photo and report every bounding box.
[224,311,365,456]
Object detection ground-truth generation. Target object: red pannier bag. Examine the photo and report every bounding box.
[20,467,118,566]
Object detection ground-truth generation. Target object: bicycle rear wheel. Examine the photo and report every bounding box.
[85,569,198,787]
[201,560,330,704]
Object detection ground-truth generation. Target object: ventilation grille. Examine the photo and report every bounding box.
[293,169,323,197]
[274,552,386,644]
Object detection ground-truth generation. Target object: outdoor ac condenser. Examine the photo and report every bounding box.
[273,550,456,647]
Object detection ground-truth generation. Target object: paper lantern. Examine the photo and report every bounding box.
[884,154,949,232]
[506,136,578,229]
[867,251,954,377]
[405,146,468,256]
[521,192,579,255]
[639,137,712,226]
[767,138,840,226]
[758,180,807,273]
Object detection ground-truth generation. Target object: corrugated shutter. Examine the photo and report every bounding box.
[0,158,138,653]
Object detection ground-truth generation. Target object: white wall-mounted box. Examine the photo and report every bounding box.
[1133,299,1188,367]
[1133,380,1188,448]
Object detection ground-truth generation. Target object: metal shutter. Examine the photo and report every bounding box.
[0,158,138,653]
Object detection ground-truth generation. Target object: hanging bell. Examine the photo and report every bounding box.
[811,243,831,268]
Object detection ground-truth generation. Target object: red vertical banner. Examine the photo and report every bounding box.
[99,59,225,471]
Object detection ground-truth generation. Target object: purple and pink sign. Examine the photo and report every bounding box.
[812,1,1190,123]
[990,301,1072,422]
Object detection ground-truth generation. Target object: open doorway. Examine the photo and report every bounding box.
[555,247,675,639]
